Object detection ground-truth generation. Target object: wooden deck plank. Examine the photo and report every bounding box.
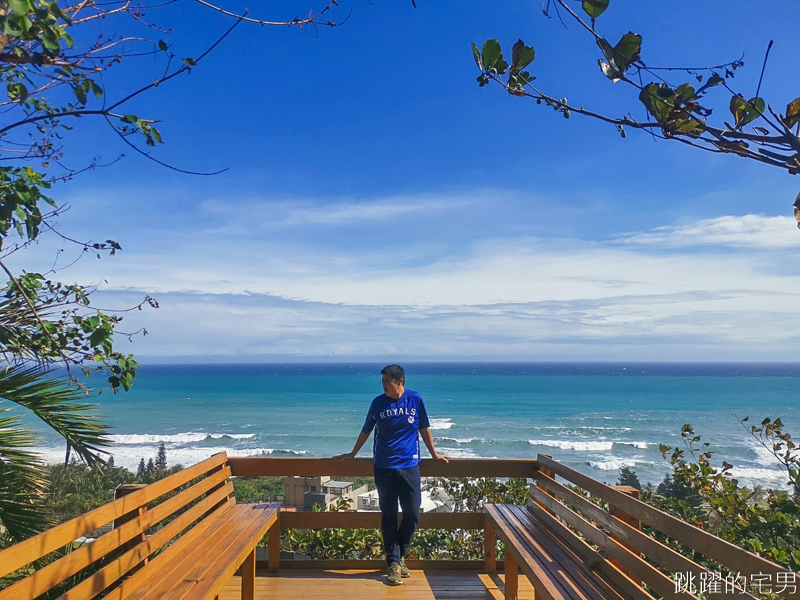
[218,570,535,600]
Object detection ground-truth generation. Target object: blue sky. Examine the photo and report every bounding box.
[8,0,800,361]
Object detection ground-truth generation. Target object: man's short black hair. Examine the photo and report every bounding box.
[381,364,405,382]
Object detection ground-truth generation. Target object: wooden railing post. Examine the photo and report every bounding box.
[484,513,496,574]
[114,484,148,567]
[609,485,642,585]
[504,551,518,600]
[268,518,281,573]
[241,549,256,600]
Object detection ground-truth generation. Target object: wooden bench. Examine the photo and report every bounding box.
[486,454,800,600]
[0,452,280,600]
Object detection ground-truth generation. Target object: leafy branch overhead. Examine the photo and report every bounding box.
[0,0,348,391]
[471,0,800,180]
[0,0,349,545]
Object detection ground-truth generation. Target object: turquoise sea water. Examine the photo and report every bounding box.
[25,363,800,488]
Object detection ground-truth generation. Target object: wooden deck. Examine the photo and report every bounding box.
[220,569,535,599]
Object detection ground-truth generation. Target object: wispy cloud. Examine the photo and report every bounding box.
[11,187,800,361]
[614,215,800,249]
[197,193,471,232]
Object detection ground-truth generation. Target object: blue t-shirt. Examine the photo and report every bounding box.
[361,389,431,469]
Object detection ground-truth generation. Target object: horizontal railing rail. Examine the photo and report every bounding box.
[227,457,539,478]
[226,456,539,571]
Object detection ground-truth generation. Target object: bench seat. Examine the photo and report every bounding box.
[486,503,637,600]
[116,501,279,600]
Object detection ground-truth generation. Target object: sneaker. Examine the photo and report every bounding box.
[399,559,411,578]
[386,562,403,586]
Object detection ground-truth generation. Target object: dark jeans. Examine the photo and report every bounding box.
[374,465,421,566]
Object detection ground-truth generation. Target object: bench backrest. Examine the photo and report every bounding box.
[533,454,799,600]
[0,452,233,600]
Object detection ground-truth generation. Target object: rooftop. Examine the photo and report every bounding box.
[323,480,354,489]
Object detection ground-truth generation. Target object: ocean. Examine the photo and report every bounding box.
[22,363,800,489]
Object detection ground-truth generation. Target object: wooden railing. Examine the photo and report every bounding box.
[227,457,539,571]
[531,454,799,600]
[228,455,799,600]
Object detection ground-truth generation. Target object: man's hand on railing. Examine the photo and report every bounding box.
[335,431,371,460]
[431,452,451,464]
[332,451,357,460]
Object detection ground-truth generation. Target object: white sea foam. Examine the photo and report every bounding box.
[529,440,614,451]
[623,441,649,449]
[748,442,799,467]
[729,466,793,490]
[108,432,256,445]
[538,426,633,432]
[429,418,454,430]
[587,459,644,470]
[527,440,648,451]
[33,445,305,471]
[437,447,480,458]
[435,437,488,445]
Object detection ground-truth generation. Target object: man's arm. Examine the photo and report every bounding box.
[333,430,371,459]
[419,428,449,463]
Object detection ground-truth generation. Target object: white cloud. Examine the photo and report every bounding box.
[196,193,472,232]
[614,215,800,249]
[9,190,800,361]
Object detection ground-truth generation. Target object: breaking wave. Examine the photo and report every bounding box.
[527,440,648,451]
[108,432,256,445]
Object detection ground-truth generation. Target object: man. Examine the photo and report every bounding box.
[334,364,449,585]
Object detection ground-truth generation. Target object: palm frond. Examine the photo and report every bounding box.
[0,408,50,543]
[0,366,111,466]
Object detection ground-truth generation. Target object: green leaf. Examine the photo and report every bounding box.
[481,39,502,71]
[695,73,724,95]
[88,328,106,348]
[471,42,482,69]
[598,60,617,81]
[8,0,32,15]
[674,115,703,135]
[120,372,134,392]
[639,83,672,123]
[73,84,87,105]
[785,97,800,128]
[746,97,765,124]
[511,39,535,71]
[49,1,72,23]
[582,0,609,19]
[730,95,764,128]
[613,32,641,68]
[41,28,60,52]
[597,33,640,82]
[596,39,621,82]
[158,40,168,52]
[675,83,696,102]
